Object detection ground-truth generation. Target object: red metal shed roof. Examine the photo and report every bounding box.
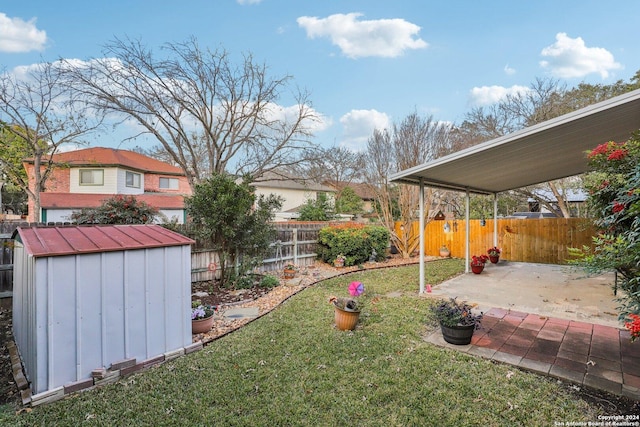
[16,225,194,257]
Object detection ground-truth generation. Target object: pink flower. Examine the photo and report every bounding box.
[348,281,364,296]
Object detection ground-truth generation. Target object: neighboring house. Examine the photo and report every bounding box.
[325,181,376,214]
[251,173,336,221]
[527,188,587,217]
[23,147,192,223]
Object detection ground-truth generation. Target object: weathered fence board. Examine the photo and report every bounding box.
[187,222,329,282]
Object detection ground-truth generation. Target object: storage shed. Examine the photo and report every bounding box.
[12,224,195,397]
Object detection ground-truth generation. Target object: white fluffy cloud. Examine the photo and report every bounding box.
[540,33,622,79]
[297,13,427,59]
[339,109,390,150]
[503,64,516,76]
[0,13,47,53]
[469,85,531,106]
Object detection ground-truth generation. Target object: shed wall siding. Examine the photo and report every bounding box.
[14,244,192,394]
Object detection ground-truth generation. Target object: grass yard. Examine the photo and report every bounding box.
[0,259,599,426]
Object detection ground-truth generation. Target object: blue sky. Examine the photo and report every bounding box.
[1,0,639,152]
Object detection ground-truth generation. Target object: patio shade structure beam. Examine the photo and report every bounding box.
[389,89,640,292]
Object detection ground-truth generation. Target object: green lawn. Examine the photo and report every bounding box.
[0,259,597,426]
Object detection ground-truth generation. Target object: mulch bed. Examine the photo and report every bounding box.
[191,280,273,307]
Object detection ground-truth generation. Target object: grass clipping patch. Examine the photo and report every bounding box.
[3,260,599,426]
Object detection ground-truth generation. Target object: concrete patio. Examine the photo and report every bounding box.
[425,261,640,400]
[428,260,621,327]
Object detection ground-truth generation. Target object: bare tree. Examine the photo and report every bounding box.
[364,112,452,258]
[0,62,103,222]
[301,145,364,197]
[63,37,321,188]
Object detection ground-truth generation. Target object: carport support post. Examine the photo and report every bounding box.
[465,189,470,273]
[493,193,498,246]
[419,178,425,293]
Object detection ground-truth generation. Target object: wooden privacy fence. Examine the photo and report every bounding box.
[408,218,596,265]
[1,218,596,292]
[185,222,329,282]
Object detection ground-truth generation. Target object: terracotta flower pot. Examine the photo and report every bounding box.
[333,304,360,331]
[334,259,345,268]
[283,268,296,279]
[470,264,484,274]
[489,255,499,264]
[192,315,215,334]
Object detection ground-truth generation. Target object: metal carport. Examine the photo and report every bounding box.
[389,89,640,292]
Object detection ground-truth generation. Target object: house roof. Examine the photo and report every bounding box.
[41,193,186,210]
[528,188,587,203]
[27,147,185,176]
[15,224,194,257]
[252,173,335,192]
[325,181,376,200]
[390,89,640,194]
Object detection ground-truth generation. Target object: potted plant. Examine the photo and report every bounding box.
[191,301,217,334]
[470,254,489,274]
[487,246,501,264]
[431,298,482,345]
[283,263,298,279]
[439,245,451,258]
[334,254,346,268]
[329,281,365,330]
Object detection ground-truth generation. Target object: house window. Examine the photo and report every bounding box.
[79,169,104,186]
[159,177,179,190]
[126,171,141,188]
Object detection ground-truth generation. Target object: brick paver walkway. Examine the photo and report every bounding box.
[425,307,640,401]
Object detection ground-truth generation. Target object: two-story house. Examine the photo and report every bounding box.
[23,147,192,223]
[250,172,336,221]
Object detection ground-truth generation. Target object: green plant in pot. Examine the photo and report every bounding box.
[283,263,298,279]
[431,298,482,345]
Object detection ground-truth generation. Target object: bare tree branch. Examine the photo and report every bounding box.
[0,62,104,222]
[62,37,321,189]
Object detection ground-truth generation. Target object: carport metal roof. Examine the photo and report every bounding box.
[390,88,640,194]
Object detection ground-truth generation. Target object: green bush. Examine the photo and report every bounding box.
[185,174,282,286]
[571,132,640,331]
[70,195,158,224]
[259,275,279,289]
[317,223,389,266]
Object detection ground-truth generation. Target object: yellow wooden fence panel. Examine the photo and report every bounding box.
[399,218,595,265]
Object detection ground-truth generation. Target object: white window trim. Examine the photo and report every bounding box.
[159,177,179,190]
[126,171,141,188]
[79,169,104,186]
